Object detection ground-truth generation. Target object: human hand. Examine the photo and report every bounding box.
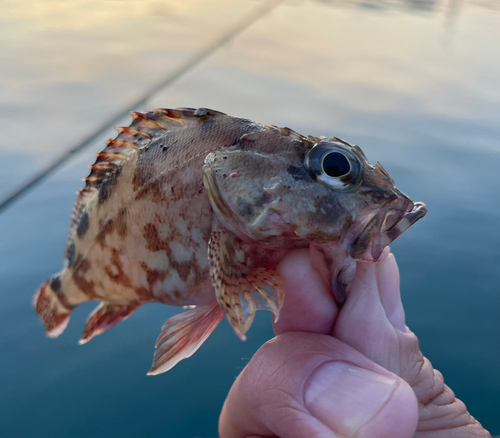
[219,248,491,438]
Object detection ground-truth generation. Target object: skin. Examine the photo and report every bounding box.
[219,248,492,438]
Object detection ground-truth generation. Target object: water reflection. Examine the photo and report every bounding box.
[0,0,264,198]
[315,0,440,11]
[0,0,499,437]
[315,0,499,13]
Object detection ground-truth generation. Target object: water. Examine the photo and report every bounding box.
[0,0,499,436]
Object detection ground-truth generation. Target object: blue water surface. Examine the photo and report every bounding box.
[0,1,499,437]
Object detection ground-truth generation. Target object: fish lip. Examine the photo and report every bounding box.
[382,201,427,244]
[349,201,427,262]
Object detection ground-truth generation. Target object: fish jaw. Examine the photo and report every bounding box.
[380,201,427,246]
[310,198,427,307]
[349,198,428,262]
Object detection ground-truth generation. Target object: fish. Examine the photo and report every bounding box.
[33,107,427,375]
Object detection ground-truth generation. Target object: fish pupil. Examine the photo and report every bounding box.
[323,152,350,177]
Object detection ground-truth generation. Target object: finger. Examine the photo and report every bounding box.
[376,251,405,331]
[219,332,418,438]
[274,249,338,336]
[333,253,491,437]
[332,250,406,372]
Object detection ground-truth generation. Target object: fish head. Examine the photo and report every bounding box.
[302,138,428,261]
[203,131,426,261]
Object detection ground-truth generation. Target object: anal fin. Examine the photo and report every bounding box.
[148,303,223,375]
[80,302,139,344]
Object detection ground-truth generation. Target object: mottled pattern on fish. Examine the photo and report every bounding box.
[63,109,255,306]
[34,107,427,374]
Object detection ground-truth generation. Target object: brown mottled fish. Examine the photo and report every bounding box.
[33,108,427,375]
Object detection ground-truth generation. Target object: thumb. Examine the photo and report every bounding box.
[219,332,418,438]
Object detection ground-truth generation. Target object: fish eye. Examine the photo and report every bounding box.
[305,141,362,189]
[322,152,350,177]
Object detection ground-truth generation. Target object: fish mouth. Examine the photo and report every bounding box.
[382,201,427,245]
[349,201,427,262]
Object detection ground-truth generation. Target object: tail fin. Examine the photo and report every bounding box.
[33,276,73,338]
[147,303,224,375]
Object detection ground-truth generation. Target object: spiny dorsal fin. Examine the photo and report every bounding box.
[83,107,227,193]
[266,124,310,147]
[66,108,227,250]
[307,134,321,143]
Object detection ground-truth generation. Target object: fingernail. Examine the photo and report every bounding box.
[304,361,398,437]
[378,246,391,262]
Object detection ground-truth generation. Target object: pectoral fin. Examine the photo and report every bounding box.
[208,230,285,340]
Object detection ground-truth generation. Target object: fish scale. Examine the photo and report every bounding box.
[34,107,427,374]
